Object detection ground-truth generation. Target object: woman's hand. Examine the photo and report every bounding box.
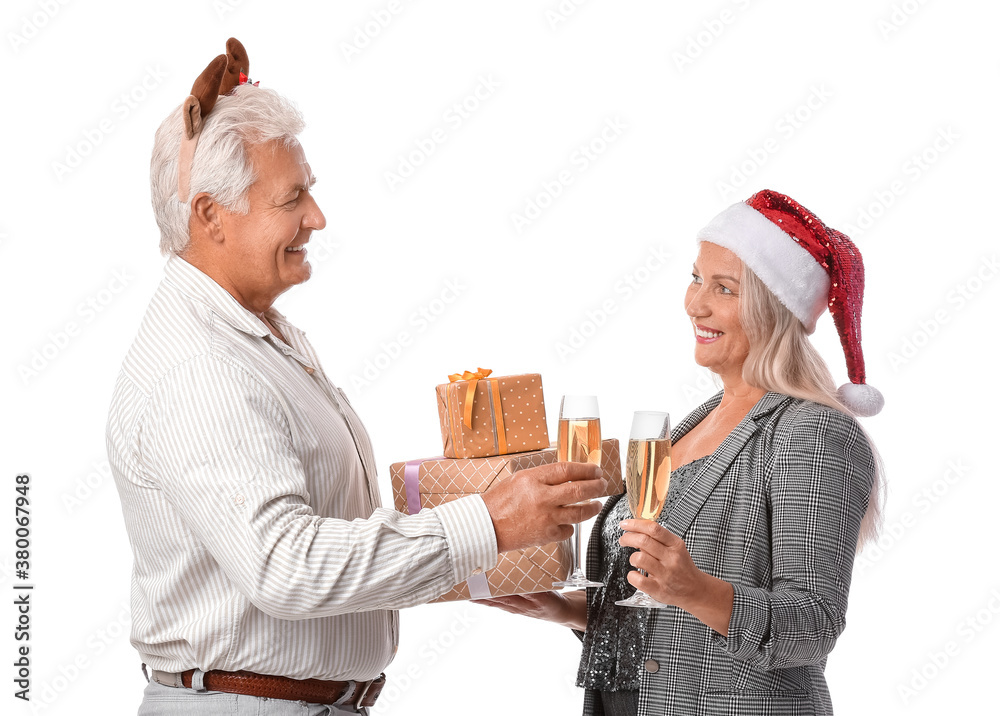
[619,519,734,636]
[472,590,587,631]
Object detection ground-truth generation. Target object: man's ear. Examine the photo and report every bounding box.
[190,192,225,244]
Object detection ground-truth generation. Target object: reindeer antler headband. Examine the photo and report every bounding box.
[176,37,255,202]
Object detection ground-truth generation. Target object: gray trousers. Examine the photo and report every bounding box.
[138,670,368,715]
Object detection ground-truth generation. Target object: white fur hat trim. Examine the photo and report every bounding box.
[696,202,831,334]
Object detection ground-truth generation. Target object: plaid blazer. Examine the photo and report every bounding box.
[581,391,874,716]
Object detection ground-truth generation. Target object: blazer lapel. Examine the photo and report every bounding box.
[665,391,792,537]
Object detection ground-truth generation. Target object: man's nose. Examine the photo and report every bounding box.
[303,194,326,231]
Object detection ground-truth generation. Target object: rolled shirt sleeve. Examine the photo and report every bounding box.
[143,353,498,620]
[712,405,874,670]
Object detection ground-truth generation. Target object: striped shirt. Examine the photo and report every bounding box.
[106,255,498,681]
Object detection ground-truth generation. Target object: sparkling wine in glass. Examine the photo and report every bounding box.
[616,411,672,608]
[552,395,605,589]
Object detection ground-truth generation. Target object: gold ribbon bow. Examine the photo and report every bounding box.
[447,367,508,455]
[449,368,493,429]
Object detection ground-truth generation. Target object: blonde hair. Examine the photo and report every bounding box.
[739,263,885,550]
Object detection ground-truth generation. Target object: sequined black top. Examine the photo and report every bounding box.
[576,456,710,693]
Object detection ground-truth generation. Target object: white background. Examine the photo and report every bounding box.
[3,1,999,714]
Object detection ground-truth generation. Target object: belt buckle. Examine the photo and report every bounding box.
[353,679,373,707]
[350,674,385,709]
[333,679,363,707]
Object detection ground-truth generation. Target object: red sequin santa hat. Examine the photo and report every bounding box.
[696,189,884,417]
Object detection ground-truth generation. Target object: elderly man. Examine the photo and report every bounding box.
[107,49,603,715]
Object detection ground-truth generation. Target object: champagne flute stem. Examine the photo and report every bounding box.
[573,524,582,572]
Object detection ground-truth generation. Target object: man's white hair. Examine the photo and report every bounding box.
[150,85,306,255]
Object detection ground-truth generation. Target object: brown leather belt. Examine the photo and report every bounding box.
[164,669,385,708]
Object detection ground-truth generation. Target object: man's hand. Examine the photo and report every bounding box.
[481,462,605,553]
[472,590,588,631]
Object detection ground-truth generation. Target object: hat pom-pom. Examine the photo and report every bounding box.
[838,382,884,417]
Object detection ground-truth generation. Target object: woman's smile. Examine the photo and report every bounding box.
[693,322,724,343]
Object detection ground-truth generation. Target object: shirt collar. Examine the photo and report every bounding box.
[164,255,270,338]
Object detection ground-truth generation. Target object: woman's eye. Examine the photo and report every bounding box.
[720,285,732,295]
[691,273,702,284]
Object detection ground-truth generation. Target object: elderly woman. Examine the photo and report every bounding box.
[481,190,883,716]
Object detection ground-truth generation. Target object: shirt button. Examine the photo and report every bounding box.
[234,494,245,505]
[644,659,659,673]
[471,568,483,575]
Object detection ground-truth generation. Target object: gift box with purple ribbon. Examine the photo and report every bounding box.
[389,440,623,602]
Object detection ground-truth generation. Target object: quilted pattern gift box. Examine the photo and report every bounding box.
[389,440,623,602]
[436,369,549,459]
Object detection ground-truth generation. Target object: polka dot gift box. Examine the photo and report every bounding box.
[436,369,550,459]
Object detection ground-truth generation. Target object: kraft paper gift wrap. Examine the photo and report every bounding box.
[389,439,623,602]
[436,370,549,459]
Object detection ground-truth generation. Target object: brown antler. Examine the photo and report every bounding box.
[219,38,249,96]
[183,54,226,140]
[177,38,252,201]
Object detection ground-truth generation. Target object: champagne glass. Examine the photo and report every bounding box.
[616,411,672,608]
[552,395,605,589]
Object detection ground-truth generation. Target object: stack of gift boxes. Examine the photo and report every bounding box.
[389,371,623,602]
